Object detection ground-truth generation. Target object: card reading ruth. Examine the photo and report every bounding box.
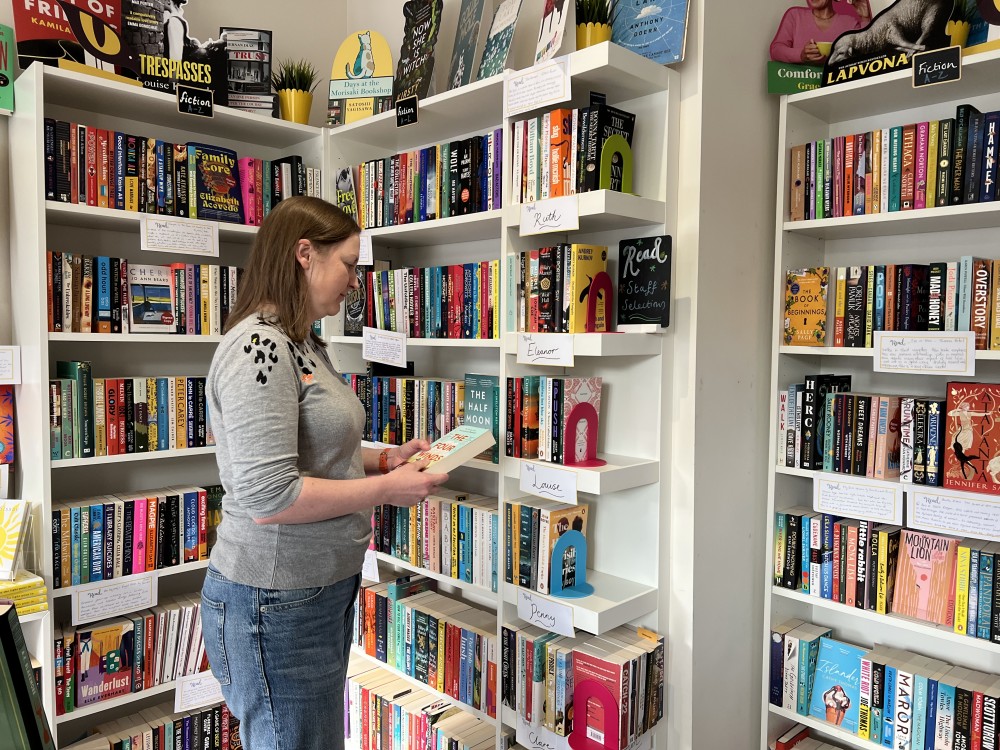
[405,425,496,473]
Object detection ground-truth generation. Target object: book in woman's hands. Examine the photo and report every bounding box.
[405,425,496,473]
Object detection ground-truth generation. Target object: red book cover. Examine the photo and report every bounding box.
[915,121,929,209]
[143,612,155,689]
[480,260,490,337]
[145,495,158,571]
[944,383,1000,495]
[449,265,463,339]
[833,135,844,218]
[973,689,984,750]
[572,642,629,749]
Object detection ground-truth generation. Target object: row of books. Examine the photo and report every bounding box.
[344,260,501,340]
[372,489,499,593]
[353,578,498,718]
[62,700,240,750]
[512,243,610,334]
[42,119,319,224]
[345,659,503,750]
[788,103,999,221]
[49,484,222,590]
[55,596,209,712]
[50,368,214,461]
[0,571,47,617]
[353,130,503,230]
[46,253,244,336]
[504,498,588,596]
[511,96,637,202]
[769,623,1000,748]
[500,622,664,748]
[779,379,1000,495]
[504,376,603,465]
[784,260,1000,349]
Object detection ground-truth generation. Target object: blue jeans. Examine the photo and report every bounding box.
[200,565,361,750]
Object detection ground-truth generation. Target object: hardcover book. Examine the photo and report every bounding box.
[890,530,959,626]
[74,618,134,706]
[447,0,490,90]
[127,264,175,333]
[567,244,609,333]
[808,637,866,733]
[617,235,671,330]
[190,143,244,224]
[612,0,691,64]
[784,268,829,346]
[944,382,1000,495]
[0,602,56,749]
[405,425,496,473]
[394,0,445,101]
[476,0,522,80]
[221,27,273,96]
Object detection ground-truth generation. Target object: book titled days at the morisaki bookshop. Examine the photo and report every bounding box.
[405,425,496,474]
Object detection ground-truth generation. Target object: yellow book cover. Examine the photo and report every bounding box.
[0,500,29,579]
[492,259,500,340]
[174,377,187,450]
[784,267,830,346]
[870,130,881,214]
[200,266,210,335]
[567,244,609,333]
[12,592,48,609]
[834,267,847,347]
[927,120,940,208]
[410,502,419,566]
[328,30,394,127]
[0,571,45,599]
[146,377,157,452]
[451,502,460,580]
[955,542,971,634]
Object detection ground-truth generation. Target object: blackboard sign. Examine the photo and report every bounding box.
[617,235,671,330]
[912,46,961,89]
[177,85,214,118]
[396,96,419,127]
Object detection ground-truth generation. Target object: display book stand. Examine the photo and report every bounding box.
[324,42,677,750]
[761,48,1000,750]
[7,63,326,746]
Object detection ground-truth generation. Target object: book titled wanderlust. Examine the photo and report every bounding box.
[406,425,496,473]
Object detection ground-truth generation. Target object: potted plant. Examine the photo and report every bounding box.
[576,0,617,50]
[271,58,319,125]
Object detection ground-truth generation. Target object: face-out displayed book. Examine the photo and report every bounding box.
[395,0,445,101]
[406,425,497,474]
[447,0,491,90]
[890,529,959,627]
[476,0,522,80]
[808,636,866,733]
[0,501,30,581]
[0,602,56,750]
[944,382,1000,495]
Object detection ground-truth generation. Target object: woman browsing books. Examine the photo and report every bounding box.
[201,196,448,750]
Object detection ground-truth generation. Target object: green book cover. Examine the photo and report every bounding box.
[56,361,93,459]
[463,374,499,463]
[0,25,13,115]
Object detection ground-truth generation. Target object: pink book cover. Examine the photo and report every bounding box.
[198,487,208,560]
[185,266,197,336]
[915,121,929,209]
[132,496,147,575]
[560,377,603,465]
[890,529,958,626]
[237,157,257,226]
[0,385,13,464]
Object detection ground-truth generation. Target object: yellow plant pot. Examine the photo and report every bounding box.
[946,20,970,49]
[576,23,612,50]
[277,89,313,125]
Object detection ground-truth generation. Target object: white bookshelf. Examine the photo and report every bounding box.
[761,49,1000,749]
[327,41,677,748]
[9,63,326,745]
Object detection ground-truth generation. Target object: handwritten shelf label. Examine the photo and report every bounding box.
[516,714,571,750]
[814,476,902,525]
[517,333,574,367]
[358,232,373,266]
[176,84,214,118]
[520,195,580,236]
[0,346,21,384]
[517,590,575,637]
[362,327,407,368]
[361,548,380,583]
[504,57,571,118]
[395,95,418,127]
[72,571,157,626]
[520,461,578,505]
[912,45,961,89]
[174,671,224,713]
[140,215,220,258]
[908,487,1000,542]
[873,331,974,376]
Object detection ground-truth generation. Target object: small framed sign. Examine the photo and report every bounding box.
[912,46,961,89]
[177,85,214,118]
[395,95,418,127]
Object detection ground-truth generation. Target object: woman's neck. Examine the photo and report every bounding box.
[812,5,835,20]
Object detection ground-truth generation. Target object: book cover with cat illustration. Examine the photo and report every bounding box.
[328,30,394,127]
[477,0,522,80]
[395,0,445,101]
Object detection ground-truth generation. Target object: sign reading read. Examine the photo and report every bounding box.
[814,476,903,525]
[177,84,214,118]
[395,95,419,127]
[504,57,571,118]
[141,216,220,258]
[874,331,974,376]
[912,46,961,89]
[908,487,1000,543]
[174,671,224,713]
[362,326,407,368]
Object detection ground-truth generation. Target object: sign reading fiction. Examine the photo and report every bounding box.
[395,95,419,127]
[176,84,214,118]
[912,45,961,88]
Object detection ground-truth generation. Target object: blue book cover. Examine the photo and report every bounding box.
[970,547,981,637]
[183,489,198,562]
[882,664,896,747]
[978,550,994,640]
[925,678,939,750]
[801,514,811,593]
[89,503,104,582]
[912,674,928,750]
[959,256,973,331]
[820,549,834,600]
[96,256,111,334]
[156,378,169,451]
[612,0,689,64]
[874,266,886,332]
[459,628,470,704]
[491,512,499,593]
[809,637,865,732]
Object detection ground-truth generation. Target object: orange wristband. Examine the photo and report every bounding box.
[378,449,391,474]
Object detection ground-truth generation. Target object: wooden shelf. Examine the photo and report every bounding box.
[772,586,1000,655]
[373,551,496,600]
[50,332,223,343]
[36,64,319,149]
[365,210,503,247]
[783,201,1000,240]
[329,336,499,349]
[56,679,178,724]
[52,446,216,468]
[502,570,657,635]
[349,646,496,726]
[786,47,1000,124]
[503,332,663,357]
[503,455,658,495]
[768,705,869,750]
[46,201,256,244]
[50,560,209,600]
[504,191,666,234]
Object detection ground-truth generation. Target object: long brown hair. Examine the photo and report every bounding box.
[226,195,360,344]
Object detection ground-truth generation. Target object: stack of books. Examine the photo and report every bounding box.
[0,571,48,617]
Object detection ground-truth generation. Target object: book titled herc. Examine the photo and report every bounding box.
[405,425,496,473]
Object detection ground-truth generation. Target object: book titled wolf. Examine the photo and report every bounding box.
[189,143,244,224]
[617,235,671,330]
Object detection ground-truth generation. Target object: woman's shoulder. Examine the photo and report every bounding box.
[214,314,295,370]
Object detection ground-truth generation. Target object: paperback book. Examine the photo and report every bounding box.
[406,425,497,474]
[943,382,1000,495]
[127,264,175,334]
[808,636,866,733]
[890,529,958,627]
[447,0,490,90]
[395,0,445,101]
[477,0,522,80]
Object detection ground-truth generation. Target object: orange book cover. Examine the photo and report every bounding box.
[890,529,958,626]
[789,144,805,221]
[944,382,1000,495]
[548,108,572,198]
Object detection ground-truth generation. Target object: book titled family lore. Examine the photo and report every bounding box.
[944,382,1000,495]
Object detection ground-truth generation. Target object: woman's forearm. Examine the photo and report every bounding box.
[254,475,385,525]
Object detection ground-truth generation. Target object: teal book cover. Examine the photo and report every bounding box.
[808,637,865,732]
[447,0,488,90]
[0,24,13,115]
[463,373,499,463]
[612,0,691,65]
[476,0,521,80]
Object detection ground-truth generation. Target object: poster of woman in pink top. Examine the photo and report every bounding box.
[770,0,873,64]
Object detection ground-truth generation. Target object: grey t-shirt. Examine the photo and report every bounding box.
[206,313,371,589]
